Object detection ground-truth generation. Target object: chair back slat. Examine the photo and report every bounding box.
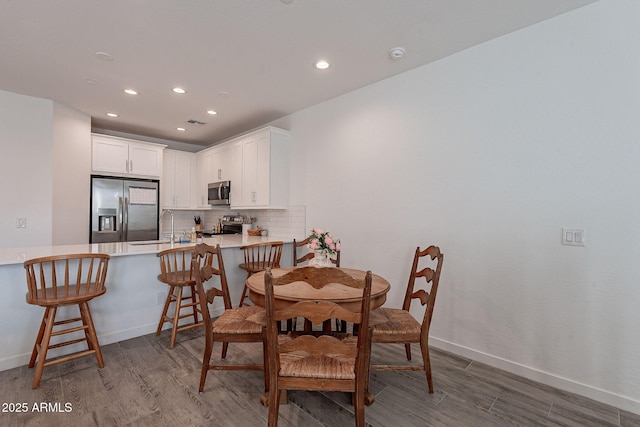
[240,241,283,272]
[192,243,232,313]
[158,246,212,284]
[402,245,444,325]
[24,254,110,305]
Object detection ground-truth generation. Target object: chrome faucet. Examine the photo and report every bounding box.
[160,209,175,244]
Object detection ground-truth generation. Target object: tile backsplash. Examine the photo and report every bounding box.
[159,206,306,239]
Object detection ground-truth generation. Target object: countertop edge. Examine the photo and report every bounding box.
[0,235,294,266]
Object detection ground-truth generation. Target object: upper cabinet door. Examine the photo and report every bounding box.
[128,143,163,177]
[233,127,289,209]
[92,137,129,175]
[195,151,213,209]
[92,134,165,178]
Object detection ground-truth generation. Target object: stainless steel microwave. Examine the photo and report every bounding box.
[208,180,231,205]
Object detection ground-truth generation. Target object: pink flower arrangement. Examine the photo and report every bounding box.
[307,228,341,258]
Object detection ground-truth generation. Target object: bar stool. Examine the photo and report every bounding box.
[237,241,284,307]
[24,253,110,388]
[156,247,211,348]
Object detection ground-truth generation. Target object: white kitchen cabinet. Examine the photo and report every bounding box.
[234,127,290,209]
[162,150,195,209]
[195,142,242,208]
[92,134,165,178]
[195,151,212,208]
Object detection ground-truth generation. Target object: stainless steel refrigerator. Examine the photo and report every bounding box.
[90,176,160,243]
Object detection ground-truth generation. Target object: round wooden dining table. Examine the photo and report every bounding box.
[245,267,391,310]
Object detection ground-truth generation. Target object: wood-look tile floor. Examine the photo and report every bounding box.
[1,328,638,426]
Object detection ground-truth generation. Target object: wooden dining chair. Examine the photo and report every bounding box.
[237,241,283,307]
[370,245,443,394]
[24,253,110,388]
[264,266,373,427]
[293,237,343,332]
[156,246,211,348]
[293,237,341,267]
[192,243,265,393]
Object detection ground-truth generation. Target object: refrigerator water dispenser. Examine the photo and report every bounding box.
[98,209,117,232]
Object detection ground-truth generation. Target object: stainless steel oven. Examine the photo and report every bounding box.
[208,180,231,205]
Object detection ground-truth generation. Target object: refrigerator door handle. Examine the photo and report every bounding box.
[118,197,124,240]
[123,197,129,241]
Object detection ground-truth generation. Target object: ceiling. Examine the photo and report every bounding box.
[0,0,597,148]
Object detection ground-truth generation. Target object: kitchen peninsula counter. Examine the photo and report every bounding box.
[0,235,293,371]
[0,234,291,266]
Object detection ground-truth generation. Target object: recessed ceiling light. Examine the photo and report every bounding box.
[177,127,186,132]
[106,112,119,118]
[172,87,186,94]
[206,110,217,115]
[85,79,97,85]
[314,60,330,70]
[95,51,113,61]
[124,89,138,95]
[218,91,230,97]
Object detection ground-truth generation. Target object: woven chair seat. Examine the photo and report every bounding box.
[277,334,357,380]
[212,305,264,334]
[370,308,421,342]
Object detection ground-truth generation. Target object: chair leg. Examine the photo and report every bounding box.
[170,286,184,348]
[268,389,280,427]
[31,307,57,389]
[238,284,249,307]
[156,285,174,336]
[80,302,104,368]
[221,342,229,359]
[405,343,412,361]
[189,284,200,324]
[420,340,434,393]
[354,387,366,427]
[262,334,269,393]
[29,307,50,368]
[303,318,312,333]
[199,334,214,392]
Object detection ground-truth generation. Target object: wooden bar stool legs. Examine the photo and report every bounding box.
[156,283,202,349]
[156,247,210,349]
[29,303,105,388]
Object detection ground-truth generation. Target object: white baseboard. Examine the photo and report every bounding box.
[430,337,640,415]
[0,323,159,372]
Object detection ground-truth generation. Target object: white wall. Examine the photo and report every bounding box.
[52,103,92,245]
[0,90,54,248]
[273,0,640,413]
[0,90,91,248]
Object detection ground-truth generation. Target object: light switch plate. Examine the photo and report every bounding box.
[16,217,27,228]
[562,228,586,247]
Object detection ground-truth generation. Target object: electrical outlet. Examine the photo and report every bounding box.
[562,228,586,247]
[16,217,27,228]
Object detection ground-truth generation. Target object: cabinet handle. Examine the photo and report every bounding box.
[252,191,257,203]
[218,169,222,180]
[125,159,129,173]
[129,160,133,173]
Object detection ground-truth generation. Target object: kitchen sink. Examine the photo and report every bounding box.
[128,240,171,246]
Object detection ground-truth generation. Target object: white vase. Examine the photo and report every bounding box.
[309,250,332,268]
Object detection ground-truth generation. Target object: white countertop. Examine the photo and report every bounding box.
[0,235,293,266]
